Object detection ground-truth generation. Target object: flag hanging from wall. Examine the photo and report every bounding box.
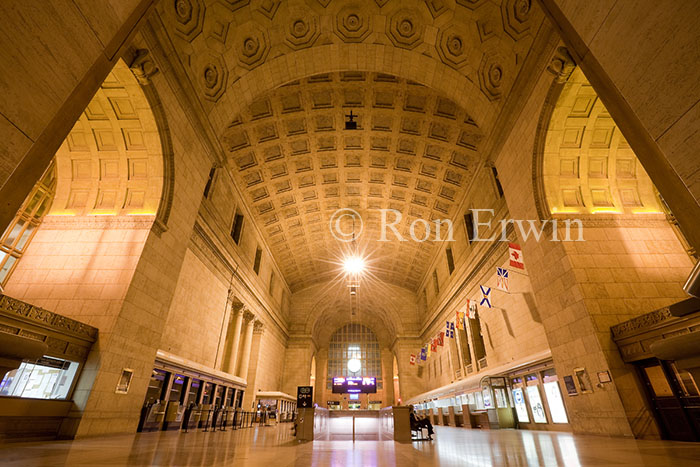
[410,354,416,365]
[437,332,444,346]
[420,347,427,361]
[455,311,464,329]
[426,343,432,357]
[446,321,455,338]
[496,267,509,292]
[480,285,492,308]
[430,339,437,352]
[467,299,478,319]
[509,243,525,269]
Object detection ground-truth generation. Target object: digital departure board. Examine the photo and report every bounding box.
[332,377,377,394]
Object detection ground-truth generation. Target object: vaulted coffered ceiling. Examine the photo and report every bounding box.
[223,72,482,290]
[156,0,545,292]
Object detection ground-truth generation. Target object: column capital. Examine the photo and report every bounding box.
[243,310,256,322]
[253,319,264,334]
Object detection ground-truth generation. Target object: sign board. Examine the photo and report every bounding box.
[332,377,377,394]
[297,386,313,408]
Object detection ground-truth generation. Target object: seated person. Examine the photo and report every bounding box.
[409,405,434,439]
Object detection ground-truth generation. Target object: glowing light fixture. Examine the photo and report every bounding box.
[343,256,366,275]
[348,358,361,373]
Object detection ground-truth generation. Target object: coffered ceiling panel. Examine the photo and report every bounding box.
[223,72,483,291]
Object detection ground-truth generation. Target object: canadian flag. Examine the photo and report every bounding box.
[509,242,524,269]
[410,354,416,365]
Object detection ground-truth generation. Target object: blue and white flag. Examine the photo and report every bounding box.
[445,321,455,338]
[496,267,509,292]
[480,285,492,308]
[420,347,427,361]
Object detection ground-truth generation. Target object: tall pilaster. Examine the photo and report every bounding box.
[237,311,256,378]
[226,304,244,374]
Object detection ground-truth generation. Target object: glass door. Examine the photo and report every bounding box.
[637,359,698,441]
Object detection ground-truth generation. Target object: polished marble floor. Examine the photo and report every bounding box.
[1,424,699,466]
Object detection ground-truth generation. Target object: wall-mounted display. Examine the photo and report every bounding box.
[597,371,612,383]
[116,368,134,394]
[332,377,377,394]
[543,381,569,423]
[512,388,530,423]
[574,368,593,393]
[526,385,547,423]
[563,375,578,396]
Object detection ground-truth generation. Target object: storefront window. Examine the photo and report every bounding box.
[482,386,493,409]
[542,373,568,424]
[0,356,79,400]
[526,380,547,423]
[512,387,530,423]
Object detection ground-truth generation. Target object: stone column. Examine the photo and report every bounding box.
[237,311,256,378]
[226,305,245,374]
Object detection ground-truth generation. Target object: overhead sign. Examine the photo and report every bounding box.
[332,377,377,394]
[297,386,313,408]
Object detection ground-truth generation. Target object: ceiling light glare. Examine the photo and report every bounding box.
[343,256,365,275]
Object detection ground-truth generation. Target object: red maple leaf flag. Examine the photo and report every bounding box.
[437,332,444,346]
[509,242,524,269]
[410,354,416,365]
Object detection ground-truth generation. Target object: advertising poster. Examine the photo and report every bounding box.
[526,385,547,423]
[543,382,569,423]
[512,388,530,423]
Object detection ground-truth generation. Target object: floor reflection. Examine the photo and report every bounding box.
[0,424,698,466]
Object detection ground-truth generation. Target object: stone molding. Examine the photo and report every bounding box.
[611,307,675,340]
[0,295,97,361]
[40,215,155,230]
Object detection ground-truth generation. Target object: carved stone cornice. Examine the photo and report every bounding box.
[0,295,97,342]
[611,307,675,340]
[40,215,155,230]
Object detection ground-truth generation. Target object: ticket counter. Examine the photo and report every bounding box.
[137,351,246,432]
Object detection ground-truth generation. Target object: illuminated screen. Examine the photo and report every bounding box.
[349,393,359,400]
[332,377,377,394]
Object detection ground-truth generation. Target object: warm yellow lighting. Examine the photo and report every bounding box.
[631,209,664,214]
[343,256,366,275]
[590,208,621,214]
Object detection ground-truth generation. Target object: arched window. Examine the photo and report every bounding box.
[327,323,381,387]
[0,161,56,288]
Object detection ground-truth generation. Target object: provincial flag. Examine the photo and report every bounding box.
[496,267,509,292]
[480,285,492,308]
[467,299,478,319]
[437,332,444,346]
[427,343,432,357]
[455,311,465,329]
[509,242,524,269]
[446,321,455,338]
[431,339,437,352]
[410,354,416,365]
[420,347,427,361]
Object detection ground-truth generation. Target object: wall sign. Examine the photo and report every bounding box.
[563,375,578,396]
[115,368,133,394]
[597,371,612,383]
[297,386,313,408]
